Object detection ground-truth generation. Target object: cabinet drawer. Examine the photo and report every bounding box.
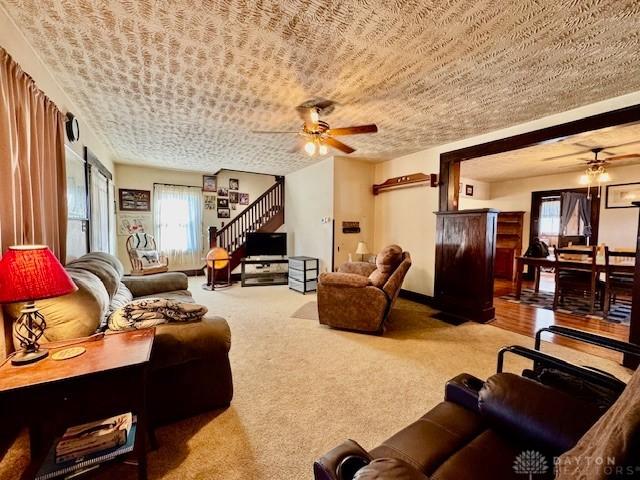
[289,277,317,293]
[289,258,318,271]
[288,268,317,282]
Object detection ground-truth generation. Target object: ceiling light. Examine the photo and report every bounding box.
[310,108,319,123]
[318,143,328,155]
[597,171,611,183]
[579,174,590,185]
[304,141,316,156]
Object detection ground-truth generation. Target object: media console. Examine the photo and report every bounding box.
[240,257,288,287]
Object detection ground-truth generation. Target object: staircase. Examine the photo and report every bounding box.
[208,177,285,271]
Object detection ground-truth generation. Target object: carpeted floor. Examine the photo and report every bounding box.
[1,278,632,480]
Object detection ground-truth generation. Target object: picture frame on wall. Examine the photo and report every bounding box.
[119,189,151,211]
[229,178,239,190]
[218,208,230,218]
[239,193,249,205]
[217,186,228,197]
[606,182,640,208]
[218,197,229,208]
[465,185,474,197]
[204,195,216,210]
[229,191,238,203]
[203,175,217,192]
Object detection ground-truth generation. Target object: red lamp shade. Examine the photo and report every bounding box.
[0,245,77,304]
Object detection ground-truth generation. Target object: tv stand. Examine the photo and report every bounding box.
[241,257,288,287]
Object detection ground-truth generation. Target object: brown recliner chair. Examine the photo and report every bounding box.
[317,245,411,333]
[314,326,640,480]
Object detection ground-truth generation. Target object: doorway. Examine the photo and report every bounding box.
[530,188,600,250]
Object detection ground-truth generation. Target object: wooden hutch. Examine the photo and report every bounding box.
[494,211,525,280]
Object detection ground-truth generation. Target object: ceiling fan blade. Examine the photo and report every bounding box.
[605,153,640,161]
[251,130,299,134]
[296,106,319,125]
[324,136,355,154]
[327,124,378,136]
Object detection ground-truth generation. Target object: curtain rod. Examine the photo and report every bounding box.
[153,182,202,189]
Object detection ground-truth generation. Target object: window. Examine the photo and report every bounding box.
[153,184,203,268]
[539,197,560,236]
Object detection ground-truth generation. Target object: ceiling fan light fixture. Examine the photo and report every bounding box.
[304,140,316,156]
[318,143,328,155]
[310,108,319,124]
[597,171,611,183]
[579,174,590,185]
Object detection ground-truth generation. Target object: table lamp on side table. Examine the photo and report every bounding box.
[355,241,370,262]
[0,245,77,365]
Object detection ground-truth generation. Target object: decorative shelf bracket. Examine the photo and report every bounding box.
[373,172,438,195]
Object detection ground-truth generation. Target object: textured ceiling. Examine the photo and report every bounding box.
[3,1,640,174]
[461,122,640,182]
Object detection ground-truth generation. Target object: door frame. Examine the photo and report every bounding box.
[529,187,601,249]
[437,103,640,368]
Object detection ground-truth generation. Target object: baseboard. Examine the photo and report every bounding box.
[399,289,435,306]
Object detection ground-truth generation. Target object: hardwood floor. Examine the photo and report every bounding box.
[491,275,630,363]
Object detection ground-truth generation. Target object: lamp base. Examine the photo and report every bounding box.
[11,348,49,366]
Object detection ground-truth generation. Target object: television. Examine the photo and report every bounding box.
[245,232,287,257]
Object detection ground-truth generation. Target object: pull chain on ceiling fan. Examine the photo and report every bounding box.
[251,101,378,156]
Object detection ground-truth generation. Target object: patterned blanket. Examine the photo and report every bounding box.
[108,298,208,331]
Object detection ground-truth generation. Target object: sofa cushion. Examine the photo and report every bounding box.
[151,315,231,370]
[368,270,390,288]
[369,401,485,475]
[376,245,403,273]
[122,272,189,298]
[66,257,121,299]
[7,269,108,344]
[319,272,371,288]
[355,458,429,479]
[76,251,125,278]
[134,290,194,303]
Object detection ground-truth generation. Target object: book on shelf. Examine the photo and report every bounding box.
[55,413,132,463]
[35,418,137,480]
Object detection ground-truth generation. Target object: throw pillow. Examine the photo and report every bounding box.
[134,249,161,268]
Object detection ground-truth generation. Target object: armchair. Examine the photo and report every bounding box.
[315,327,640,480]
[126,233,169,275]
[317,245,411,333]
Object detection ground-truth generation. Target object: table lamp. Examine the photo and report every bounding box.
[355,241,369,262]
[0,246,77,365]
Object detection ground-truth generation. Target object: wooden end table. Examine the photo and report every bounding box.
[0,328,155,480]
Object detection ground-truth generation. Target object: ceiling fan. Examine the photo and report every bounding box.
[576,148,640,198]
[251,100,378,156]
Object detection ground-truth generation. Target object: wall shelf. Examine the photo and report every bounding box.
[373,173,438,195]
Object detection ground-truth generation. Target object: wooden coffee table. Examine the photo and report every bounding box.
[0,328,155,480]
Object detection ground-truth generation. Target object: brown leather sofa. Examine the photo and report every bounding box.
[315,327,640,480]
[2,252,233,424]
[317,245,411,333]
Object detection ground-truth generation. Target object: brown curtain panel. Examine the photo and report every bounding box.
[0,47,67,260]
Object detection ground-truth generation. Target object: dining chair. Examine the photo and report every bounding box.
[603,247,635,318]
[553,245,598,314]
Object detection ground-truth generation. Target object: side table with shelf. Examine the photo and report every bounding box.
[288,256,319,293]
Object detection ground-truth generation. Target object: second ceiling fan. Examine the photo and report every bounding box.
[252,100,378,156]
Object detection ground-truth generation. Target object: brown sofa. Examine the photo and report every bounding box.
[314,327,640,480]
[2,252,233,424]
[317,245,411,333]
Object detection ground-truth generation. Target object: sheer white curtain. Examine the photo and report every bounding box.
[153,184,203,268]
[90,169,110,253]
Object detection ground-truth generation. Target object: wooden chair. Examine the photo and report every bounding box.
[552,245,598,314]
[126,233,169,275]
[603,247,635,318]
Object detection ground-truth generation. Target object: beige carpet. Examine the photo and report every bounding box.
[291,301,319,321]
[1,279,631,480]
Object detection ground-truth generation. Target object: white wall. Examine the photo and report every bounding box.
[459,176,491,203]
[285,158,335,273]
[373,91,640,296]
[114,164,275,272]
[333,157,375,268]
[460,164,640,252]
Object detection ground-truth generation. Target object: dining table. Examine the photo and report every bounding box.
[514,254,635,300]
